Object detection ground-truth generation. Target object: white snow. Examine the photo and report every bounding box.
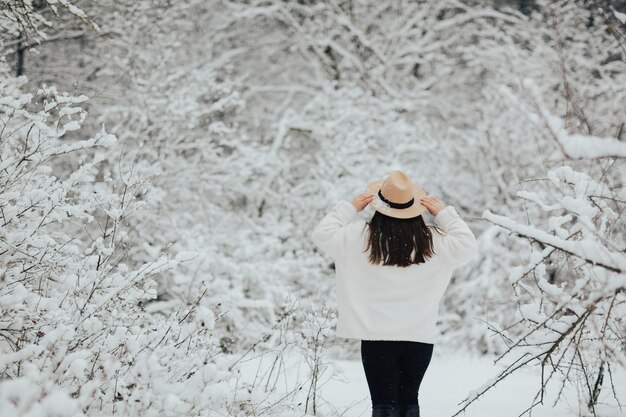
[229,345,626,417]
[483,208,626,273]
[558,133,626,159]
[522,79,626,159]
[1,2,625,416]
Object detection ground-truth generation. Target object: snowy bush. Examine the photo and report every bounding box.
[0,74,234,417]
[0,4,339,412]
[457,81,626,415]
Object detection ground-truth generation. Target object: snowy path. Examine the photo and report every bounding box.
[233,344,626,417]
[322,345,626,417]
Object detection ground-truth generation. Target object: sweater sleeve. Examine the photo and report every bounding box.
[433,206,478,265]
[311,200,359,260]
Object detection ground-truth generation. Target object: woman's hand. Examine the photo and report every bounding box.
[351,193,374,212]
[420,196,445,216]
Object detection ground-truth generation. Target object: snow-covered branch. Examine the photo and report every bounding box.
[482,209,626,273]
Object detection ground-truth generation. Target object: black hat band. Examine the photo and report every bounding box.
[377,189,414,209]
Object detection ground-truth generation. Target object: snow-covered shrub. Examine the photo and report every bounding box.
[0,0,97,45]
[0,75,239,417]
[456,80,626,415]
[438,0,626,354]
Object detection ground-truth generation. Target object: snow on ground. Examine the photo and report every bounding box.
[231,343,626,417]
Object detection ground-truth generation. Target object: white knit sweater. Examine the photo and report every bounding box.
[311,200,478,344]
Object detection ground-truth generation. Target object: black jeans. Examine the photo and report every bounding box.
[360,340,434,413]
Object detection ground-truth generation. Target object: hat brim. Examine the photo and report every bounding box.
[364,179,428,219]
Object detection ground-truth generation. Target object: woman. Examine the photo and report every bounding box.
[311,170,478,417]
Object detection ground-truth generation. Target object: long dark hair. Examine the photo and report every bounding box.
[363,211,445,267]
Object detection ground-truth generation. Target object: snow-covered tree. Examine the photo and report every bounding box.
[2,1,625,415]
[456,79,625,417]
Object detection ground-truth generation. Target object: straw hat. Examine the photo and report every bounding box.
[365,170,428,219]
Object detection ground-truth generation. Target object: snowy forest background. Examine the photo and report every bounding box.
[0,1,625,416]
